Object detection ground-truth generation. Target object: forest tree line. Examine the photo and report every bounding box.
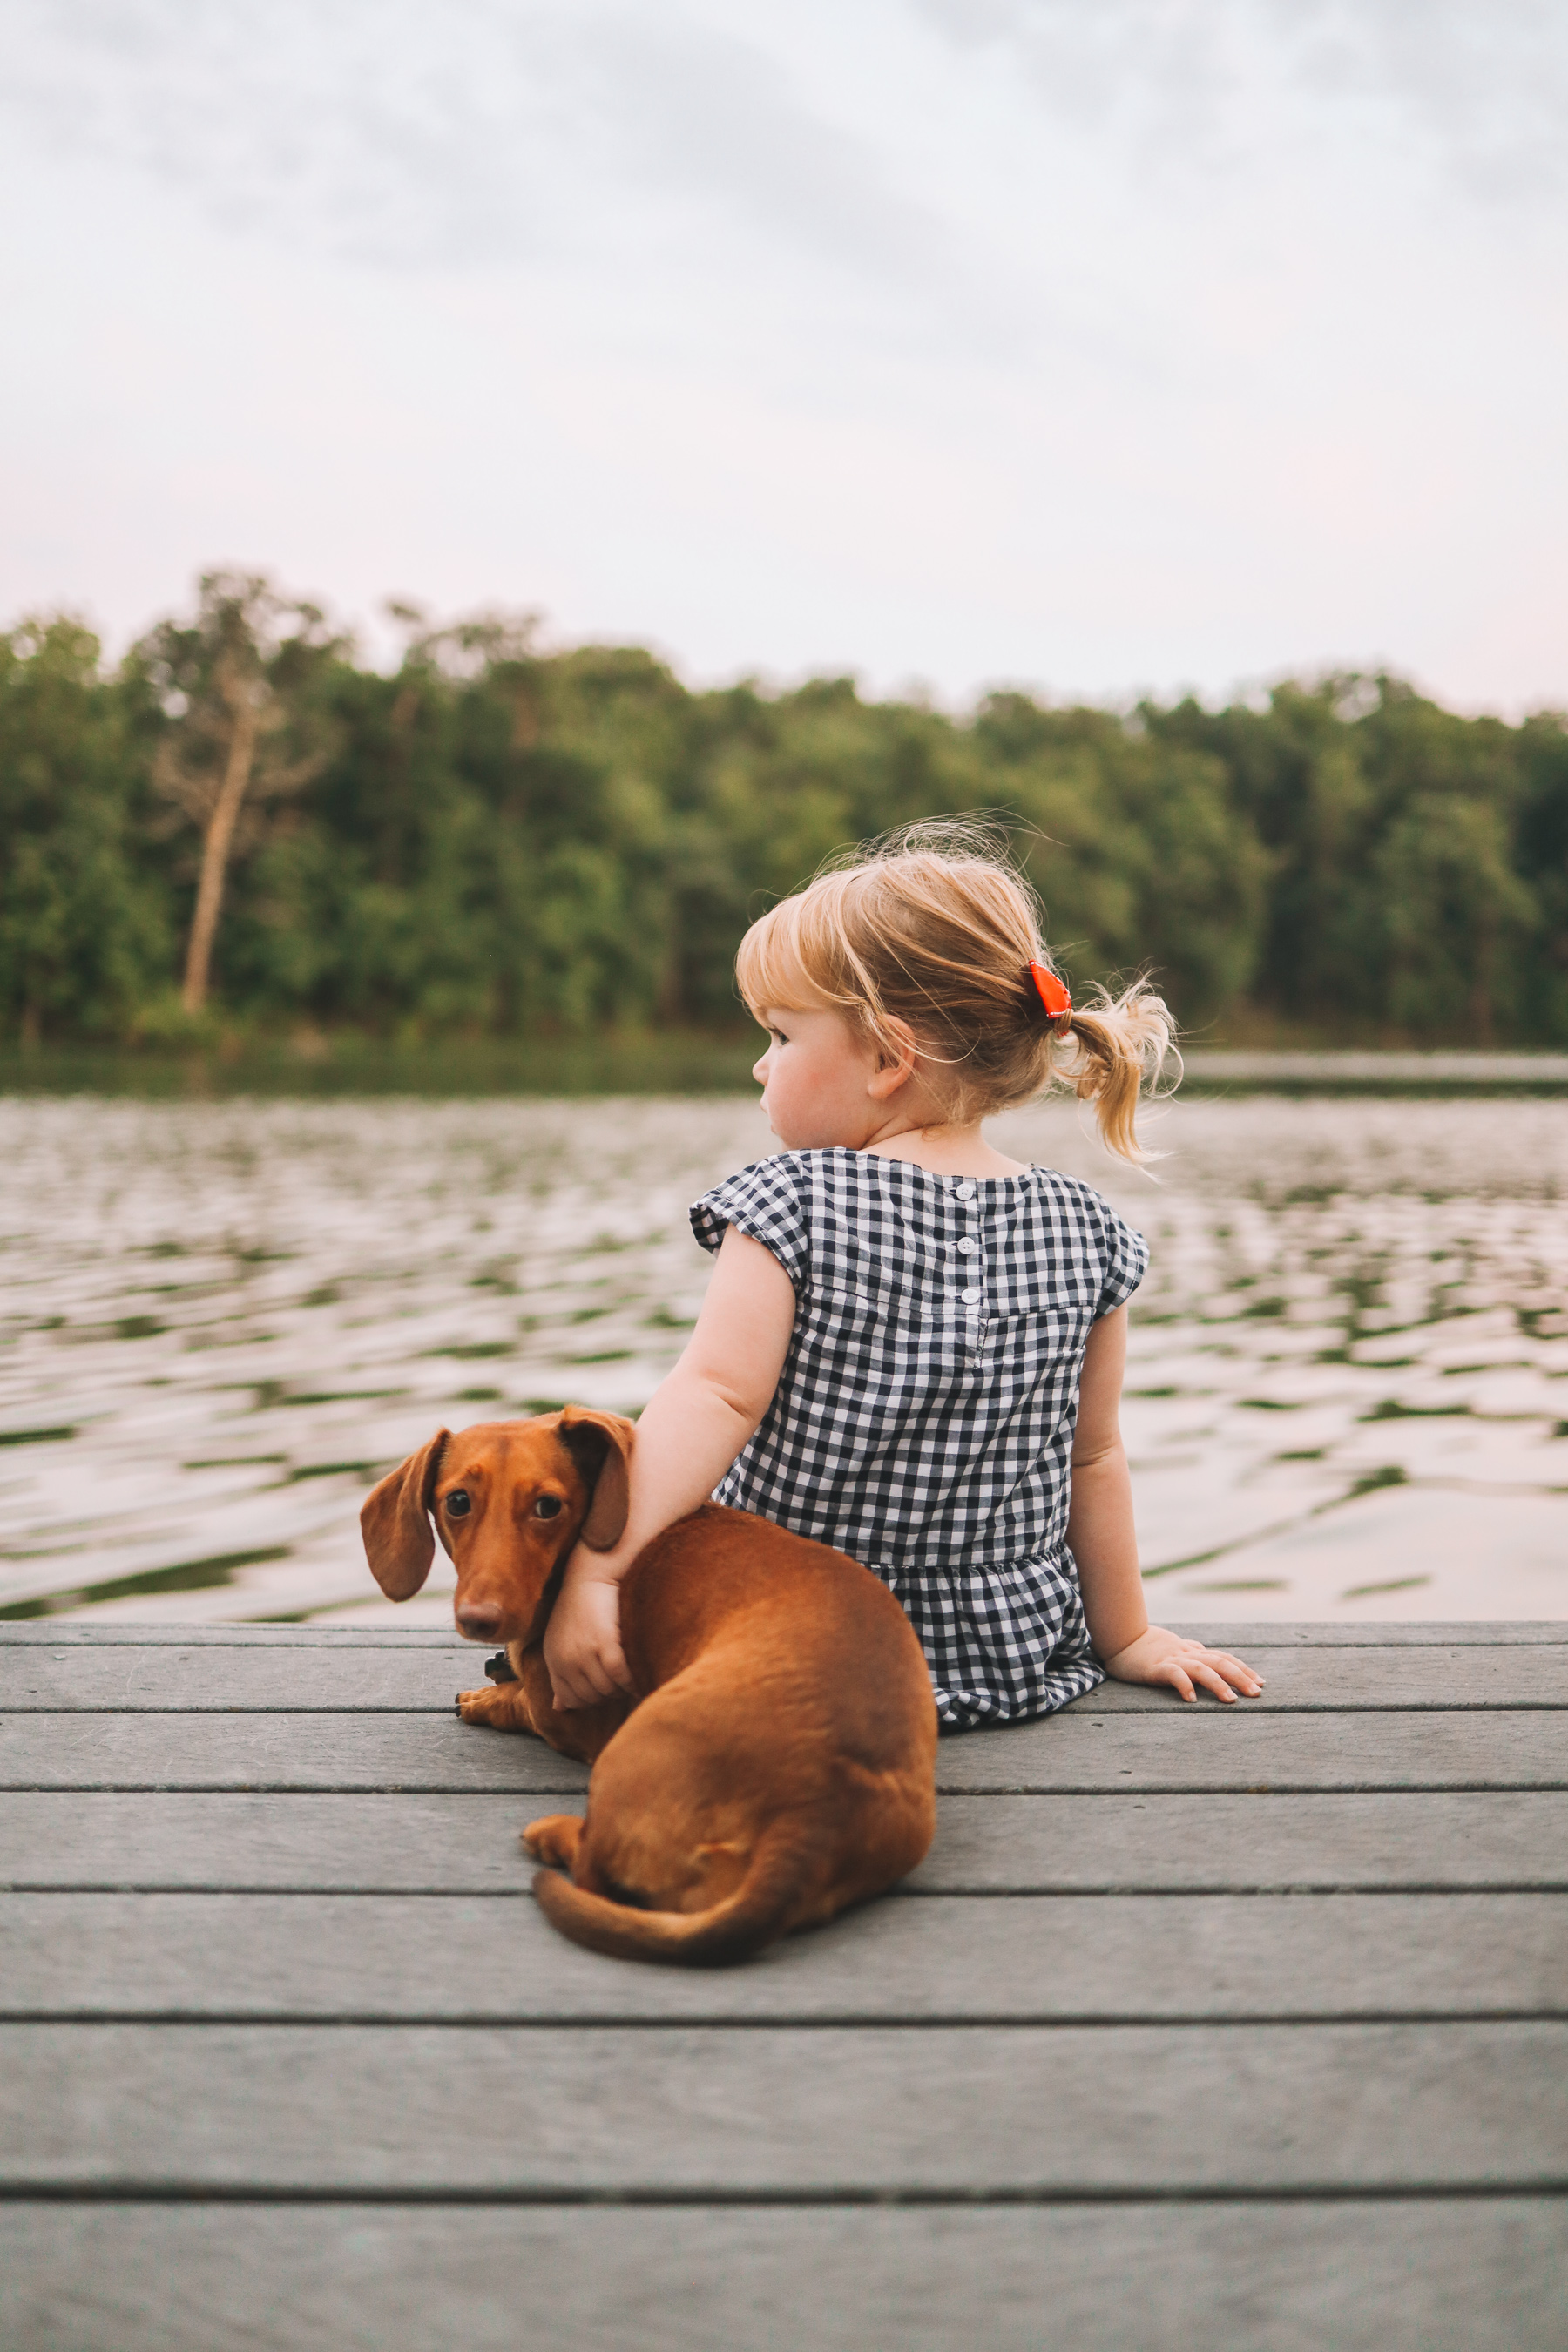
[3,572,1567,1050]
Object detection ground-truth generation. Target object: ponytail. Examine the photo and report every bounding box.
[1047,979,1177,1165]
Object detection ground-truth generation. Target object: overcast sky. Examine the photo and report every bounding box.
[3,0,1565,708]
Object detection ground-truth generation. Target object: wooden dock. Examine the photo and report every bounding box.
[2,1619,1565,2348]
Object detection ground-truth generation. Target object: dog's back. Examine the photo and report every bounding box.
[528,1505,937,1964]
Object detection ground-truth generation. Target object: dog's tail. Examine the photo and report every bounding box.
[531,1828,811,1968]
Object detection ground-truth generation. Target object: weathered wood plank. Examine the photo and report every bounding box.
[5,2201,1565,2352]
[3,1709,1565,1793]
[0,1793,533,1890]
[0,1626,466,1646]
[5,1643,1565,1713]
[0,1715,591,1794]
[939,1712,1568,1790]
[4,2202,1565,2352]
[914,1794,1568,1893]
[3,1790,1564,1892]
[0,1649,474,1713]
[12,2192,1568,2352]
[4,2021,1565,2192]
[3,1891,1563,2023]
[3,1619,1565,1646]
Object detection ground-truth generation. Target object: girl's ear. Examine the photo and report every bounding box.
[867,1016,919,1100]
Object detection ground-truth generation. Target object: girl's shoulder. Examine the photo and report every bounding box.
[691,1149,812,1218]
[1024,1167,1150,1315]
[688,1152,817,1286]
[687,1147,859,1257]
[1025,1162,1139,1223]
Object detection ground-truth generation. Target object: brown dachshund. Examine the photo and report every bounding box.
[360,1407,937,1965]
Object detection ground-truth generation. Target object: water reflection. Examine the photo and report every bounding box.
[2,1095,1565,1625]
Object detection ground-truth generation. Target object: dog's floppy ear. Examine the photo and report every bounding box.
[558,1405,636,1551]
[360,1428,452,1599]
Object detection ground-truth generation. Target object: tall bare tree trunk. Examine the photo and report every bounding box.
[182,686,260,1016]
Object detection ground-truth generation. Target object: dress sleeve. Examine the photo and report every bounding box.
[689,1157,811,1295]
[1094,1200,1149,1320]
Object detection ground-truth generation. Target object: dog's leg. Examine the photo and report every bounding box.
[457,1650,628,1766]
[510,1647,630,1763]
[522,1813,585,1871]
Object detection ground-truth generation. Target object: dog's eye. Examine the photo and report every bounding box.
[444,1490,471,1518]
[534,1494,564,1520]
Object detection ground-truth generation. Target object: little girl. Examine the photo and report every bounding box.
[545,830,1260,1726]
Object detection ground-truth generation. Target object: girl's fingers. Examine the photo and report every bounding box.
[1207,1649,1265,1686]
[1182,1645,1263,1696]
[1163,1665,1197,1701]
[553,1660,607,1709]
[588,1647,634,1699]
[1189,1663,1238,1701]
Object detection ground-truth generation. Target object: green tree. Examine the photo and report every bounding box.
[131,574,342,1015]
[1376,793,1538,1037]
[1147,682,1382,1020]
[975,697,1271,1024]
[1356,681,1538,1037]
[0,618,171,1043]
[1512,713,1568,1042]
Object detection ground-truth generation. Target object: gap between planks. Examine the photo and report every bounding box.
[4,2183,1568,2207]
[4,2010,1566,2031]
[4,1621,1565,1646]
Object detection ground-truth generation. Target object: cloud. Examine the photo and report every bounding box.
[564,12,946,281]
[1,0,950,281]
[910,0,1568,199]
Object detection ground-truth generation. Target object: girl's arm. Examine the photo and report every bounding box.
[544,1227,797,1709]
[1070,1306,1263,1704]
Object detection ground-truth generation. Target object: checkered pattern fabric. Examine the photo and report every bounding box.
[690,1150,1148,1732]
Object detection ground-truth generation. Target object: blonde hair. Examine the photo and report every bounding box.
[735,824,1176,1163]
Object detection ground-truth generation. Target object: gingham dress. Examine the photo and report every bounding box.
[690,1151,1148,1733]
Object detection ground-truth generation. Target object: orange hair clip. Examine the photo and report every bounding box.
[1026,961,1072,1025]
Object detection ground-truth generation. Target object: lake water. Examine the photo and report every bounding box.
[3,1093,1565,1626]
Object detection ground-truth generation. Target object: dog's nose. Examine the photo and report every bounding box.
[456,1601,503,1640]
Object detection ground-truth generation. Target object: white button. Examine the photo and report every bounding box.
[956,1181,977,1201]
[956,1236,977,1255]
[961,1287,983,1306]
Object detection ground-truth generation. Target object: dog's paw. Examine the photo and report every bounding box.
[456,1683,510,1724]
[522,1813,582,1869]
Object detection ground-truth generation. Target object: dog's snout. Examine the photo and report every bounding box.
[456,1600,504,1640]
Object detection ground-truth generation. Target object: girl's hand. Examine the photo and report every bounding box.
[1101,1625,1264,1704]
[544,1564,632,1711]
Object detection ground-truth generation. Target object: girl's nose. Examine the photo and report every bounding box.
[752,1056,768,1084]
